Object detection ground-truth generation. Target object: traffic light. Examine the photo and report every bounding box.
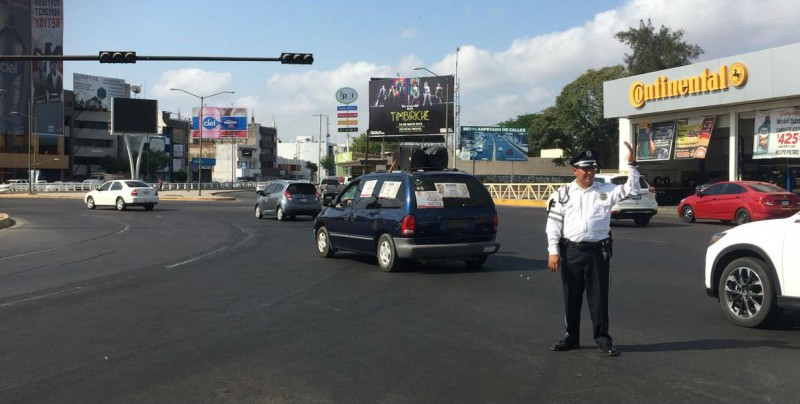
[280,53,314,65]
[98,51,137,64]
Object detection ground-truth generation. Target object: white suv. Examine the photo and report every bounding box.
[546,173,658,226]
[705,212,800,327]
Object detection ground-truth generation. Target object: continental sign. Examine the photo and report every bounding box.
[628,62,748,108]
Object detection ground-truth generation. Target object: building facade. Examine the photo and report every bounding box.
[604,42,800,200]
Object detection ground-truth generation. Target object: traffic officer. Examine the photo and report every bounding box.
[545,141,639,357]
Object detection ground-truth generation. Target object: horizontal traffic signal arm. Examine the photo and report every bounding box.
[0,52,314,64]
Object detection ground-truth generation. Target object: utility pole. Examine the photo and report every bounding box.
[313,113,328,183]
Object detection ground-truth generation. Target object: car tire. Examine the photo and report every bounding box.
[633,216,651,226]
[718,257,776,328]
[734,208,751,225]
[144,204,155,211]
[276,206,285,221]
[463,254,488,269]
[86,196,96,210]
[115,197,127,211]
[376,234,399,272]
[255,205,263,219]
[316,226,335,258]
[681,205,695,223]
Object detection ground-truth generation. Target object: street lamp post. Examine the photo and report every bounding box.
[414,67,454,169]
[170,88,234,196]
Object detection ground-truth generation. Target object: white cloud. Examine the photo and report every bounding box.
[156,0,800,142]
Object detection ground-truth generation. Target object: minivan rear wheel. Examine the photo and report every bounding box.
[376,234,399,272]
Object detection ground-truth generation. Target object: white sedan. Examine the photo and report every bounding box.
[705,211,800,327]
[84,180,159,211]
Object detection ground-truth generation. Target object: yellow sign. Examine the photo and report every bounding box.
[338,119,358,126]
[628,62,748,108]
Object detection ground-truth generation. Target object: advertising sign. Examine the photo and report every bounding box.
[636,121,675,161]
[191,107,248,139]
[74,73,126,112]
[459,126,528,162]
[753,107,800,159]
[368,75,453,142]
[674,117,715,159]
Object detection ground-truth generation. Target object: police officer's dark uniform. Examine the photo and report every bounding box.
[545,146,640,357]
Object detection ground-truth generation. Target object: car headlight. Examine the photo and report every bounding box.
[709,232,726,246]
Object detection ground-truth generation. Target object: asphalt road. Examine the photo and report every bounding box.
[0,194,798,403]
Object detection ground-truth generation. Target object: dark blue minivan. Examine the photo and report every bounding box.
[313,170,500,272]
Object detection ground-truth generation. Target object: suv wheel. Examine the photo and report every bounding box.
[276,206,285,221]
[633,216,650,226]
[316,227,335,258]
[464,254,488,269]
[719,257,775,328]
[255,205,263,219]
[376,234,399,272]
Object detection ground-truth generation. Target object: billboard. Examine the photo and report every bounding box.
[459,126,528,162]
[191,107,248,139]
[674,116,715,159]
[753,107,800,159]
[368,75,453,142]
[111,98,158,134]
[73,73,127,112]
[635,121,675,161]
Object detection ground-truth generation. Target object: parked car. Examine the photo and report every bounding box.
[313,169,500,272]
[705,211,800,327]
[84,180,159,211]
[678,181,800,225]
[546,173,658,226]
[0,179,29,193]
[255,180,321,221]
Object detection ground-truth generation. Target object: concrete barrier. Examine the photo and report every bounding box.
[0,213,13,229]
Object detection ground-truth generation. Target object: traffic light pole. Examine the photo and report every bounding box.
[0,53,314,64]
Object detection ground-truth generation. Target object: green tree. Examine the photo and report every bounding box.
[99,156,129,175]
[552,65,627,168]
[526,107,563,161]
[320,154,336,175]
[350,133,398,155]
[140,149,170,181]
[306,161,318,180]
[615,19,704,75]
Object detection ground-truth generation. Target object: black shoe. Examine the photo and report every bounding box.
[550,340,580,351]
[597,344,620,357]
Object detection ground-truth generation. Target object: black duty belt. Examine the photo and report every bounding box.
[560,238,608,250]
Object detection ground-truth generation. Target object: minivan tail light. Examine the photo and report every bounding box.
[493,213,499,232]
[400,214,416,236]
[284,190,292,201]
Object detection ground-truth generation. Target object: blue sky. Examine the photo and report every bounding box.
[63,0,800,145]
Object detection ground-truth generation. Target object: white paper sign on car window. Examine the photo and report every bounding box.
[379,181,401,199]
[434,182,470,198]
[415,191,444,208]
[360,180,378,197]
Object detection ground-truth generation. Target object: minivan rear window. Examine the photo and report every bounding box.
[413,174,492,208]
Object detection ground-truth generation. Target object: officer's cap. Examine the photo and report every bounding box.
[570,149,599,168]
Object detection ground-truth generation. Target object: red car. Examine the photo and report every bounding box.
[677,181,800,225]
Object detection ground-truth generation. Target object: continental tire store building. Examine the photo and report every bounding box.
[604,42,800,204]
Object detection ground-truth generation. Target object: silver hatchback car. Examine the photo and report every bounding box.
[546,173,658,226]
[255,180,321,221]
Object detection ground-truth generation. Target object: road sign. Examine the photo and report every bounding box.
[337,105,357,111]
[338,127,358,132]
[335,87,358,104]
[337,112,357,118]
[338,119,358,126]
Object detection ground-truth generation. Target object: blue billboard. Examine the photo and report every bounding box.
[459,126,528,162]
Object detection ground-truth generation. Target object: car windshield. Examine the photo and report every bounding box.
[124,181,151,188]
[413,174,493,207]
[748,183,788,193]
[287,183,318,194]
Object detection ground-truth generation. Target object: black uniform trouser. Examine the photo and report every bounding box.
[559,242,612,346]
